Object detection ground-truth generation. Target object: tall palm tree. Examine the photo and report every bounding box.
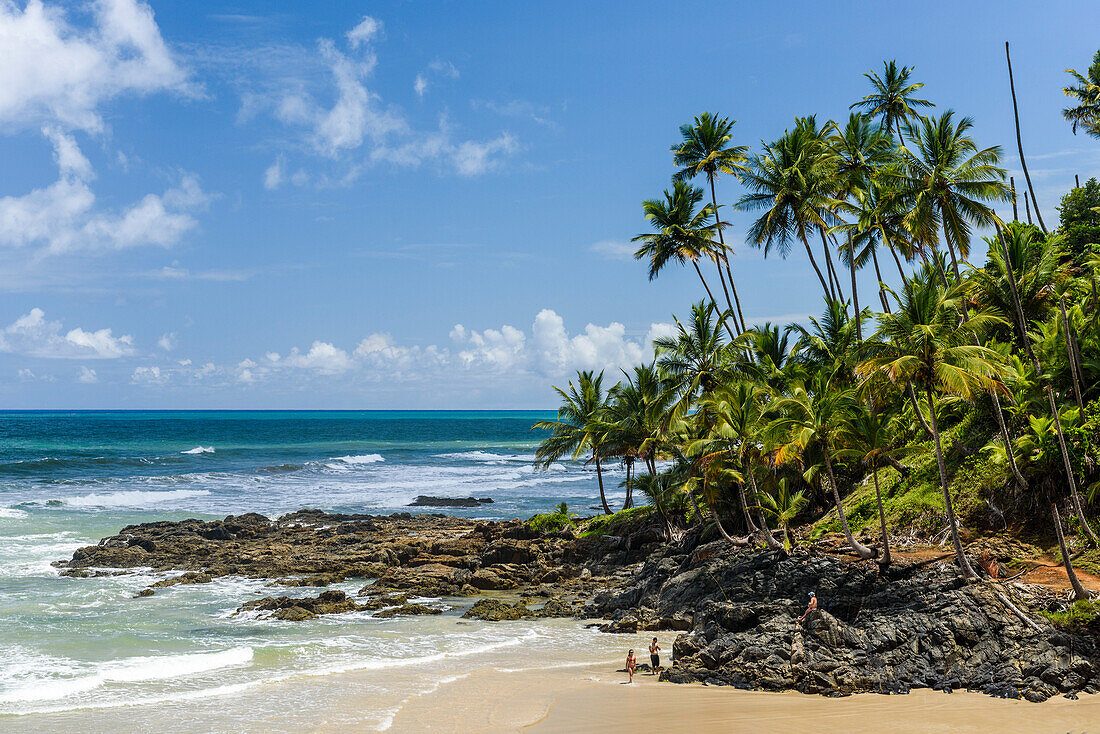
[769,372,875,559]
[859,275,1010,578]
[633,182,734,340]
[739,119,840,300]
[1062,50,1100,139]
[654,300,735,423]
[850,60,934,142]
[788,297,867,385]
[534,370,614,514]
[836,177,914,311]
[899,111,1011,281]
[672,112,751,333]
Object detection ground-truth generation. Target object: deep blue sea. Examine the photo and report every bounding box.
[0,411,627,730]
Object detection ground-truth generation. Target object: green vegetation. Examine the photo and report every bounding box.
[534,53,1100,599]
[526,502,576,534]
[1039,600,1100,631]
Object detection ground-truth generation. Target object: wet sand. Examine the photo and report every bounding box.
[387,662,1100,734]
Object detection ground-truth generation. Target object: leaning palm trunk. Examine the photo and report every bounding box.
[822,449,874,559]
[1059,297,1085,411]
[998,230,1099,545]
[710,500,752,547]
[871,465,891,567]
[847,234,862,341]
[1005,42,1047,233]
[747,470,784,552]
[923,384,978,578]
[870,247,891,313]
[594,456,612,515]
[799,233,832,299]
[1053,502,1091,602]
[707,177,748,334]
[691,261,736,341]
[621,461,634,511]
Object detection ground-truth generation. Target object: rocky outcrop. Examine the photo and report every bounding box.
[236,590,364,620]
[593,535,1100,701]
[408,496,494,507]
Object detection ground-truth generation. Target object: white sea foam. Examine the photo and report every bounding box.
[333,454,385,465]
[0,507,28,519]
[181,446,215,455]
[0,647,254,704]
[64,489,211,508]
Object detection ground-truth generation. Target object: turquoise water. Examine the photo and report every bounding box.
[0,411,628,727]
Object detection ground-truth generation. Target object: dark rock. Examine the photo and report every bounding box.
[408,496,494,508]
[151,572,212,588]
[374,603,443,618]
[462,599,532,621]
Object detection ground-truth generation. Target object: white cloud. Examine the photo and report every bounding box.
[0,129,208,255]
[282,340,352,374]
[590,239,635,261]
[0,307,134,359]
[451,133,518,176]
[0,0,194,133]
[157,332,176,351]
[77,365,97,383]
[130,365,167,384]
[414,74,427,98]
[17,368,35,380]
[263,157,283,189]
[346,15,382,49]
[153,265,248,282]
[414,60,458,99]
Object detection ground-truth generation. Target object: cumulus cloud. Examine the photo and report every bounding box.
[0,129,208,255]
[0,0,194,133]
[282,340,352,374]
[451,133,518,176]
[263,157,283,189]
[130,365,167,384]
[345,15,382,49]
[157,332,176,351]
[78,365,97,383]
[0,308,134,359]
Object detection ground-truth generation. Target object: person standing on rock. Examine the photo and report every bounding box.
[798,591,817,624]
[649,637,661,674]
[626,649,637,683]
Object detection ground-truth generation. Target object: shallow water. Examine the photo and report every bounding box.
[0,411,629,729]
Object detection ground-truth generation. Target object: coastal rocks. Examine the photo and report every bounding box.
[463,599,532,621]
[236,590,364,621]
[408,496,494,508]
[591,536,1100,701]
[151,571,212,588]
[374,603,444,618]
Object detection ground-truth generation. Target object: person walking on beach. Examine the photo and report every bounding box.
[648,637,661,674]
[798,591,817,624]
[626,649,637,683]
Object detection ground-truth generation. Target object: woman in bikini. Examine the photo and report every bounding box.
[626,649,637,683]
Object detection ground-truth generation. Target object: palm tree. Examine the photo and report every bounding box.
[1062,50,1100,139]
[534,370,614,514]
[859,275,1010,578]
[839,405,907,567]
[829,113,898,336]
[788,297,867,385]
[836,178,914,311]
[739,119,840,300]
[654,300,734,423]
[735,323,804,394]
[755,477,808,551]
[899,111,1011,281]
[850,60,934,142]
[633,182,734,339]
[672,112,751,332]
[769,372,875,559]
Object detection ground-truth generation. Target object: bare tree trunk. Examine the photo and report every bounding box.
[847,234,862,342]
[595,456,612,515]
[708,177,748,334]
[819,230,842,302]
[1006,41,1047,233]
[1059,297,1085,411]
[991,386,1027,490]
[942,221,962,281]
[748,470,784,551]
[622,461,634,510]
[1010,176,1019,221]
[692,261,737,342]
[870,247,891,312]
[1025,195,1033,225]
[998,229,1099,545]
[1053,502,1091,601]
[800,233,832,299]
[888,242,907,282]
[925,385,978,579]
[737,481,759,534]
[712,503,751,547]
[822,449,874,559]
[872,466,891,567]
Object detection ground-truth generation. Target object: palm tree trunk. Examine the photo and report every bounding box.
[595,456,612,515]
[1053,502,1091,601]
[800,233,831,299]
[887,241,907,282]
[847,234,862,342]
[822,448,874,559]
[999,229,1099,545]
[991,386,1027,490]
[692,261,736,341]
[1059,297,1085,411]
[941,221,963,281]
[748,470,784,551]
[711,501,751,547]
[924,385,978,579]
[870,246,891,313]
[736,480,759,534]
[907,383,934,438]
[713,261,741,336]
[622,461,634,510]
[1006,42,1047,233]
[872,466,891,567]
[707,177,748,334]
[819,230,842,302]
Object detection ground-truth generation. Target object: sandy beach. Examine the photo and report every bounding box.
[384,661,1100,734]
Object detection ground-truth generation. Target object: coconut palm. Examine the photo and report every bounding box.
[769,372,875,559]
[735,323,804,394]
[654,300,735,423]
[1063,50,1100,139]
[850,60,934,142]
[899,111,1011,281]
[835,177,915,311]
[534,370,614,514]
[739,119,840,300]
[788,297,867,385]
[633,182,732,339]
[755,477,808,551]
[672,112,751,332]
[858,274,1010,578]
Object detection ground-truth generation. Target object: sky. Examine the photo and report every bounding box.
[1,0,1099,409]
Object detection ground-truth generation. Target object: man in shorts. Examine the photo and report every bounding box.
[648,637,661,673]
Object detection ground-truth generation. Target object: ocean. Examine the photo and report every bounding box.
[0,411,629,730]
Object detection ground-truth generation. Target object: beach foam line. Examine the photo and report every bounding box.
[63,489,211,508]
[0,507,29,519]
[181,446,215,455]
[0,647,254,704]
[332,454,385,465]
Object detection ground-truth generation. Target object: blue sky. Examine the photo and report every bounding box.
[1,0,1098,409]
